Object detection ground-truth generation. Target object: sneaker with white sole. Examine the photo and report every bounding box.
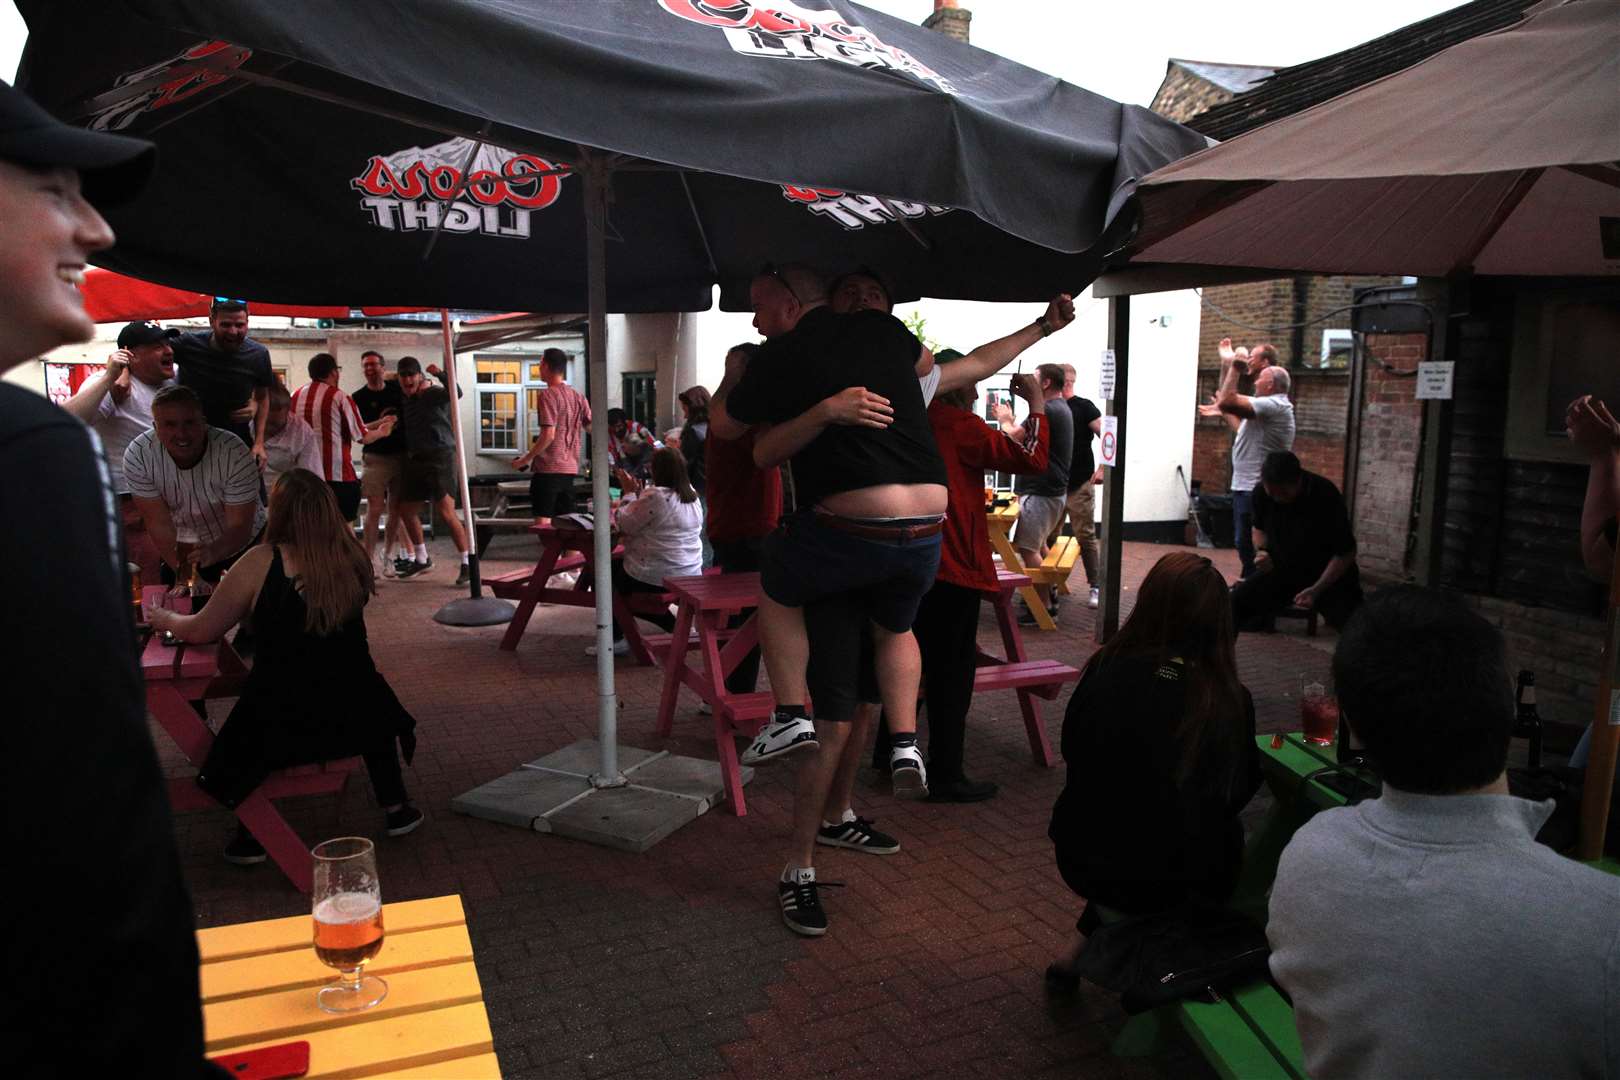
[1088,586,1100,609]
[889,744,929,799]
[585,638,631,657]
[380,556,398,580]
[741,713,818,765]
[816,815,900,855]
[779,868,837,937]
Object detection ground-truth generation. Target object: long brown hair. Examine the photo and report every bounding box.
[1083,552,1246,787]
[650,446,698,503]
[678,385,711,424]
[265,468,375,634]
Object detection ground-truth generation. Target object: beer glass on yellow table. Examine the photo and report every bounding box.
[312,837,387,1013]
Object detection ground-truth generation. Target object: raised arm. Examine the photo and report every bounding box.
[1569,394,1620,581]
[935,294,1075,396]
[753,387,894,469]
[61,350,130,424]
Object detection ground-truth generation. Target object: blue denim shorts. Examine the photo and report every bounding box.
[761,509,942,634]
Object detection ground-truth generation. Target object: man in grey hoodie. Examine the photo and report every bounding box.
[1268,586,1620,1080]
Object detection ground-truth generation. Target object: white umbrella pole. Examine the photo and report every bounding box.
[582,152,622,786]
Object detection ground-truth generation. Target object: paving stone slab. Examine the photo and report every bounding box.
[524,739,662,777]
[543,785,704,853]
[450,767,591,831]
[624,752,748,810]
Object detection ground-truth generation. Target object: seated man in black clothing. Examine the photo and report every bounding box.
[1232,451,1363,632]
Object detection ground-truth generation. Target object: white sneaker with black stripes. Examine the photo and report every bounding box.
[889,744,928,799]
[741,713,818,765]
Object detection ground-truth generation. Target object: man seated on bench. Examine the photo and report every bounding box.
[1230,450,1362,633]
[1268,587,1620,1079]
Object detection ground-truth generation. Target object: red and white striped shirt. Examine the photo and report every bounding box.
[289,381,366,483]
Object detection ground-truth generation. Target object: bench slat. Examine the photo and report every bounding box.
[218,1000,493,1076]
[1177,997,1298,1080]
[197,895,466,963]
[384,1051,504,1079]
[1228,983,1308,1078]
[201,924,475,1004]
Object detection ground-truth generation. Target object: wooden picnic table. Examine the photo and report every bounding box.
[488,523,661,663]
[651,568,1076,816]
[141,588,357,894]
[985,494,1068,631]
[198,893,498,1078]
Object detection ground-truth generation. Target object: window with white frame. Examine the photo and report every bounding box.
[474,353,578,454]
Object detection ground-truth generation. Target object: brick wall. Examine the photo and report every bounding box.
[1149,64,1237,123]
[1197,274,1399,372]
[1349,334,1426,581]
[1463,594,1603,745]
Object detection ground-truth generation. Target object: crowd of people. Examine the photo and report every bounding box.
[6,72,1618,1080]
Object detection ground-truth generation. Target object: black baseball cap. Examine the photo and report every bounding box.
[117,320,180,348]
[0,79,155,206]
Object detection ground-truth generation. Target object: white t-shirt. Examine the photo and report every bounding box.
[123,427,267,550]
[1231,393,1296,492]
[93,376,174,493]
[263,415,322,492]
[616,487,704,586]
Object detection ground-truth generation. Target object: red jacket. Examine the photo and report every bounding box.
[929,400,1049,593]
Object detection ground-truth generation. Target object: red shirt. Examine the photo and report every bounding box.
[930,399,1049,593]
[288,381,365,483]
[705,428,782,543]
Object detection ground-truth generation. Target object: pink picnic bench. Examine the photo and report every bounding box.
[141,588,357,893]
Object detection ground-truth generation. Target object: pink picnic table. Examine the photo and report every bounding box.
[141,589,356,893]
[489,524,661,664]
[652,569,1077,817]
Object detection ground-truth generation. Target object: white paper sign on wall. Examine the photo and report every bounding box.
[1415,360,1455,400]
[1100,349,1116,400]
[1100,415,1119,468]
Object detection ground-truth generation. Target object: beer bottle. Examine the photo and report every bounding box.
[1514,669,1543,770]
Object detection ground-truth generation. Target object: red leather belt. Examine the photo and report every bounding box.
[813,511,944,542]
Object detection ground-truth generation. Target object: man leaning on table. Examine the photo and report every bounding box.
[0,79,222,1078]
[1268,586,1620,1080]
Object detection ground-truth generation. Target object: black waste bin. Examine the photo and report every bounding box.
[1195,493,1234,549]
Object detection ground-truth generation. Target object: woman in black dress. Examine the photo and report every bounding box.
[148,468,420,865]
[1046,551,1260,986]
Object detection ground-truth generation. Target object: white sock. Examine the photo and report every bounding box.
[414,544,429,562]
[822,808,857,828]
[781,864,815,884]
[460,552,470,565]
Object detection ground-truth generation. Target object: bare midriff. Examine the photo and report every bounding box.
[819,483,948,520]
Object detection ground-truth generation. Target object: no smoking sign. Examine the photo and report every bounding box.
[1100,416,1119,468]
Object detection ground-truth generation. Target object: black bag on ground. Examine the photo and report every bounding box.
[1072,905,1271,1015]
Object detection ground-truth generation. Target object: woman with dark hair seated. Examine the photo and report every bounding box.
[146,468,421,866]
[1046,551,1260,989]
[597,446,704,656]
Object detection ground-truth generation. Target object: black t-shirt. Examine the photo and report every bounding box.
[726,307,945,508]
[352,381,406,456]
[1067,395,1102,488]
[402,370,457,454]
[1252,471,1356,580]
[0,385,208,1076]
[171,330,274,445]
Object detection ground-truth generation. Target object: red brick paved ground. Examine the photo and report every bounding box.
[158,537,1334,1079]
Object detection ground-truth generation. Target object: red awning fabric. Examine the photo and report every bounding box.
[80,268,431,322]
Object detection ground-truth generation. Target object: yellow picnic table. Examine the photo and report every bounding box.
[197,894,500,1078]
[985,493,1072,630]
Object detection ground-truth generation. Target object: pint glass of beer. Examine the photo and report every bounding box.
[312,837,387,1013]
[173,526,200,593]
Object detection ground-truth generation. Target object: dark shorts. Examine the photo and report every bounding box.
[760,510,942,634]
[804,594,881,723]
[328,480,362,522]
[402,451,455,503]
[529,472,576,518]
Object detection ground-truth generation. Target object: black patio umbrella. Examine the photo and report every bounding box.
[17,0,1207,783]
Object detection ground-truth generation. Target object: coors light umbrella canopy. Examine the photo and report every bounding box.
[1129,0,1620,279]
[15,0,1208,310]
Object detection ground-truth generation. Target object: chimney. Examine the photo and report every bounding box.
[922,0,971,44]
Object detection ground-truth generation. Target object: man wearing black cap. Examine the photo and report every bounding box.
[171,297,275,467]
[0,80,218,1077]
[63,320,179,580]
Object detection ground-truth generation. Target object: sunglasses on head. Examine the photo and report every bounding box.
[759,262,799,303]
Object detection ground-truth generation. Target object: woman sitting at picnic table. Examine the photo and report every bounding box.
[1045,551,1260,991]
[146,468,422,865]
[597,446,704,656]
